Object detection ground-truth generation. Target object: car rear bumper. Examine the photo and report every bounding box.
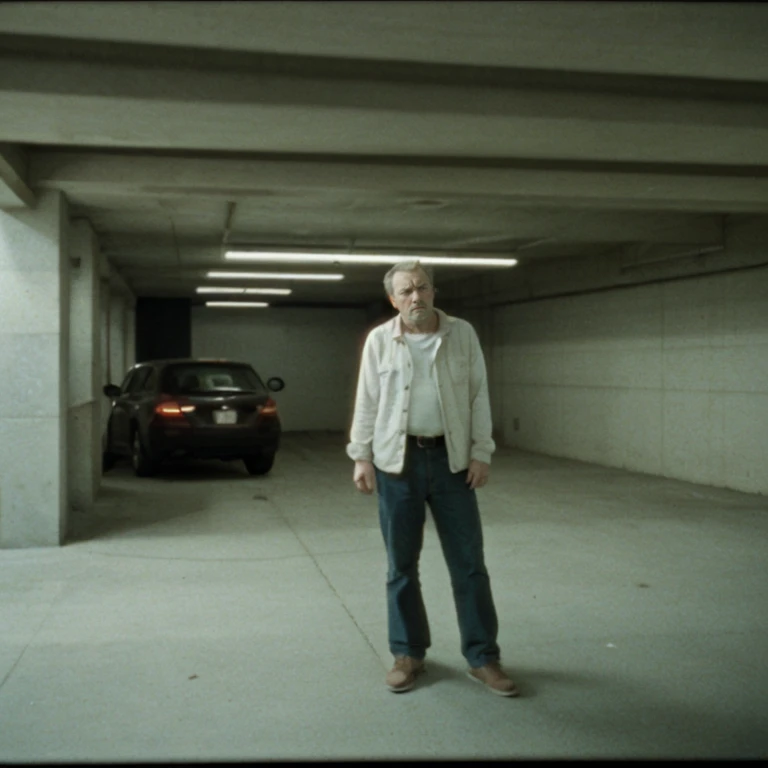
[147,420,280,459]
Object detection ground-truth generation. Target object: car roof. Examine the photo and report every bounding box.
[133,358,251,368]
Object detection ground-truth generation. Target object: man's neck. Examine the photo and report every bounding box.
[402,310,438,334]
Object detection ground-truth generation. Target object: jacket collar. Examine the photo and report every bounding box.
[390,307,453,342]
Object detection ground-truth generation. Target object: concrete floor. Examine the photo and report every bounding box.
[1,432,767,761]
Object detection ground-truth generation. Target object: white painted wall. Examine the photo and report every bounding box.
[496,266,768,495]
[191,306,369,432]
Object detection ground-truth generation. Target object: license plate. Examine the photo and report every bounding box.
[213,409,237,425]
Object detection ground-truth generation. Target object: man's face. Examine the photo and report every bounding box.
[389,269,435,327]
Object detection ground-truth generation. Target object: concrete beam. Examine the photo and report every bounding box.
[0,144,35,208]
[30,152,768,214]
[0,2,767,81]
[442,216,768,307]
[3,52,768,165]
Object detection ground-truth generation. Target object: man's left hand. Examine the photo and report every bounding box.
[466,459,490,490]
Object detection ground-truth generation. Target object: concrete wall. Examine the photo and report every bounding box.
[99,278,111,441]
[191,306,369,432]
[108,294,126,387]
[67,219,102,513]
[496,266,768,494]
[439,216,768,496]
[124,303,135,373]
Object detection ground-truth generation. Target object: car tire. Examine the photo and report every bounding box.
[244,453,275,476]
[132,429,158,477]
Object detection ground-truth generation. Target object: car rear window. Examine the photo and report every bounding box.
[162,364,267,395]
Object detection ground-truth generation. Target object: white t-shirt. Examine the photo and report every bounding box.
[403,332,444,436]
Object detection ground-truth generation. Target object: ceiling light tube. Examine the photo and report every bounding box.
[197,286,292,295]
[205,301,269,308]
[207,271,344,281]
[245,287,292,295]
[197,286,246,294]
[225,251,518,267]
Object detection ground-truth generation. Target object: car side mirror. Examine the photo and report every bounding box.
[267,377,285,392]
[103,384,122,398]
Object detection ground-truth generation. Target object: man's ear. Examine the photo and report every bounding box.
[388,295,397,308]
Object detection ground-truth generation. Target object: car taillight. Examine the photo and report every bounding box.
[155,400,196,417]
[259,398,278,416]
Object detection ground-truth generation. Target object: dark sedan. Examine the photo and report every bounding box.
[102,358,284,477]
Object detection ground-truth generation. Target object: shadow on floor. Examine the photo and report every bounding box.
[106,457,256,482]
[68,459,260,543]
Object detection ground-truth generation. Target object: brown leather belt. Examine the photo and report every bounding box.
[407,435,446,449]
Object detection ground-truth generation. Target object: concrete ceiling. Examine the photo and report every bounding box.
[1,1,767,307]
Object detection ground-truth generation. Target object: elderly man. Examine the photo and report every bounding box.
[347,260,518,697]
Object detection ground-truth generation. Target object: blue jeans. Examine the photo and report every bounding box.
[375,440,501,668]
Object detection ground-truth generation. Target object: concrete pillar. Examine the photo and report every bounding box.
[109,293,126,386]
[67,219,101,514]
[124,301,136,369]
[99,277,111,440]
[0,190,69,547]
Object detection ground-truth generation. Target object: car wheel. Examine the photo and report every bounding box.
[132,429,158,477]
[244,453,275,476]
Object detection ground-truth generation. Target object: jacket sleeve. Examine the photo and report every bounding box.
[346,331,380,462]
[467,324,496,464]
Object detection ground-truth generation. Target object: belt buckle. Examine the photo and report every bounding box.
[416,436,436,448]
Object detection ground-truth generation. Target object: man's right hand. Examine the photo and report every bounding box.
[353,460,376,495]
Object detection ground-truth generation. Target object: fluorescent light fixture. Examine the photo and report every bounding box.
[205,301,269,308]
[207,271,344,281]
[225,251,518,267]
[196,286,292,295]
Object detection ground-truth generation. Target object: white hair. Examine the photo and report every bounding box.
[383,260,435,297]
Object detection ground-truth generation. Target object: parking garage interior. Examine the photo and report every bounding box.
[1,2,767,761]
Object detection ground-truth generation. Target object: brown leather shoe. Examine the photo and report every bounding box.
[386,656,425,692]
[467,661,519,697]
